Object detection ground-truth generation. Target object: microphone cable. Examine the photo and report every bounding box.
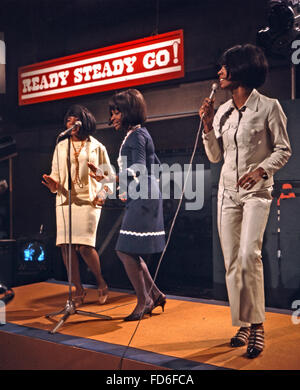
[117,84,217,369]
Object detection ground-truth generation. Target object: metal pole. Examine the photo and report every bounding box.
[291,64,296,100]
[67,137,72,302]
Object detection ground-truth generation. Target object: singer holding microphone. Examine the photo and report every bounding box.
[199,44,291,358]
[42,105,114,306]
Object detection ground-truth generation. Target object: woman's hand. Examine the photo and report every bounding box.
[87,162,107,182]
[118,192,127,202]
[42,174,58,192]
[199,97,215,133]
[237,168,266,190]
[92,189,107,206]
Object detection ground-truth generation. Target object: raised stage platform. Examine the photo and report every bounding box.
[0,280,299,370]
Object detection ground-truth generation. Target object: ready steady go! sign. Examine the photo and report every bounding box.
[18,30,184,105]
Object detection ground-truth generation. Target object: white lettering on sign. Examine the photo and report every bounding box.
[18,31,184,105]
[73,56,137,83]
[22,71,70,93]
[143,50,170,69]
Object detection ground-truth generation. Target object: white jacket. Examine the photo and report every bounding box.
[202,89,292,191]
[50,135,114,207]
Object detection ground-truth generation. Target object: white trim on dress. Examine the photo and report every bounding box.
[120,230,165,237]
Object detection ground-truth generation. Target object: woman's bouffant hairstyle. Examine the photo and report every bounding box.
[108,89,147,130]
[219,44,268,89]
[64,104,96,138]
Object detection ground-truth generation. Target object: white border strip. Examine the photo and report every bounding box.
[21,65,182,100]
[120,230,165,237]
[20,38,181,78]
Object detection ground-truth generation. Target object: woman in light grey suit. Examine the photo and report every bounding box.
[200,44,291,358]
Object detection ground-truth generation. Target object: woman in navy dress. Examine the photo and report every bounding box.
[108,89,166,321]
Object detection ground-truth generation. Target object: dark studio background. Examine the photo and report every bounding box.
[0,0,300,308]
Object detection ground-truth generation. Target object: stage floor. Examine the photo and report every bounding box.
[1,280,300,370]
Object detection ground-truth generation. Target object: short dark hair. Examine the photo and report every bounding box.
[219,44,268,89]
[108,89,147,130]
[64,104,96,138]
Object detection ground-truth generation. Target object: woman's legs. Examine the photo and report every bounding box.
[218,190,248,327]
[138,256,164,302]
[60,244,83,296]
[219,188,271,357]
[116,250,153,314]
[78,245,107,289]
[239,194,271,358]
[238,193,271,325]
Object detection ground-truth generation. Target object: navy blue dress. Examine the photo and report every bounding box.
[115,126,165,254]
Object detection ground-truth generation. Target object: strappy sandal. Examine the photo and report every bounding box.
[247,326,264,358]
[230,326,251,347]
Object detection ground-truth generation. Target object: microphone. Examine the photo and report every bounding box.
[209,82,218,99]
[58,120,82,138]
[200,82,218,120]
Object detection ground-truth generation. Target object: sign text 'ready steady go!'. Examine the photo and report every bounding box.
[18,30,184,105]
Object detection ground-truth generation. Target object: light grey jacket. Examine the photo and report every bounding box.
[202,89,292,191]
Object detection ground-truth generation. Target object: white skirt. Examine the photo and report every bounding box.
[56,189,101,247]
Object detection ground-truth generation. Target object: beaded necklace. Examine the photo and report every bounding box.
[71,138,86,188]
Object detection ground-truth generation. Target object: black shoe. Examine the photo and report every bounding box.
[230,327,251,347]
[246,326,264,358]
[124,304,153,322]
[153,294,166,312]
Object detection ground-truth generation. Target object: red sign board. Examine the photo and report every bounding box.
[18,30,184,106]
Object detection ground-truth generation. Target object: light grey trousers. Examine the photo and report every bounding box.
[217,187,272,327]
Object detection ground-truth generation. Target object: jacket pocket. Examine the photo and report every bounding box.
[239,123,265,146]
[220,123,231,148]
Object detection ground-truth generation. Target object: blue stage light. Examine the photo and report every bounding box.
[22,241,46,263]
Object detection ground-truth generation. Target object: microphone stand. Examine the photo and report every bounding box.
[46,135,111,334]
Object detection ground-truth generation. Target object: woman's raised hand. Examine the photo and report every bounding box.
[118,192,127,202]
[87,162,107,182]
[199,97,215,133]
[42,174,58,192]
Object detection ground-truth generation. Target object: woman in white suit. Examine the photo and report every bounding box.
[200,44,291,358]
[42,105,114,306]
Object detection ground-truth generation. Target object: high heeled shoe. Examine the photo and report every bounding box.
[124,304,153,322]
[153,294,166,312]
[98,286,109,305]
[73,290,86,307]
[246,326,265,358]
[230,326,251,347]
